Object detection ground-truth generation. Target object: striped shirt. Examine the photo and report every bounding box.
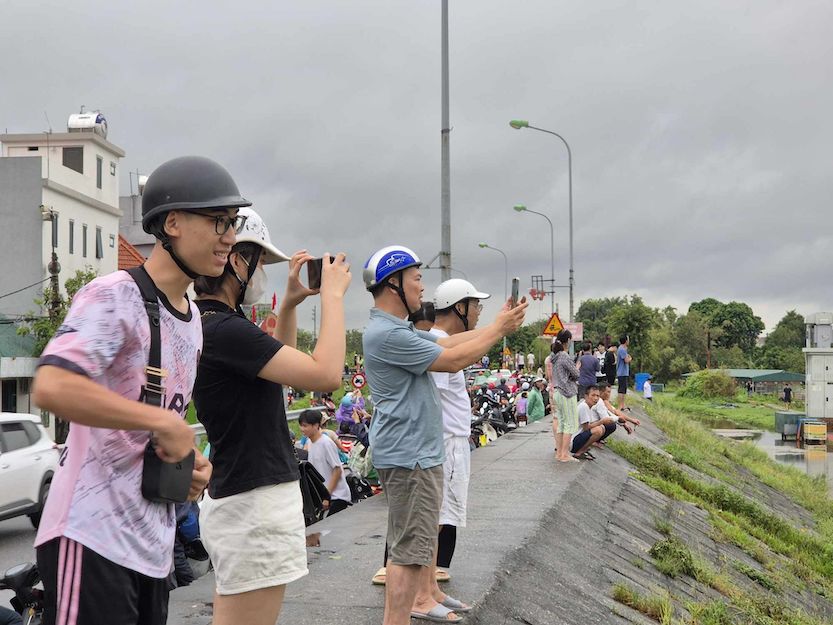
[552,351,579,398]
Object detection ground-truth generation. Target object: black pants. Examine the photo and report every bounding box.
[327,498,351,516]
[37,537,168,625]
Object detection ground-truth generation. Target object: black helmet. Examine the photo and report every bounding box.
[141,156,251,233]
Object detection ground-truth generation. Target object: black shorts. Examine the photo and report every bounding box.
[37,537,169,625]
[618,376,628,394]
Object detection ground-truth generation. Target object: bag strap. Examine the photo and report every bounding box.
[126,266,165,408]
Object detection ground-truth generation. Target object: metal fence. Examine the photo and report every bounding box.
[189,405,327,445]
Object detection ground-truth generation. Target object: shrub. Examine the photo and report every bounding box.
[677,369,736,400]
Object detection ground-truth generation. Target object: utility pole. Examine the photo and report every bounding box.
[439,0,452,281]
[46,212,68,443]
[312,306,317,343]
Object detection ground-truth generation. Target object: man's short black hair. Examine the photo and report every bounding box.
[584,384,599,396]
[597,382,610,392]
[619,335,629,345]
[298,409,324,427]
[408,302,435,325]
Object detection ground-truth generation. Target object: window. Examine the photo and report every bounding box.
[109,234,116,248]
[95,227,103,259]
[21,421,41,445]
[110,161,117,176]
[82,224,88,258]
[62,146,83,174]
[69,219,74,254]
[0,422,30,452]
[96,156,103,189]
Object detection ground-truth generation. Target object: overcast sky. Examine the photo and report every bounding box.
[2,0,831,334]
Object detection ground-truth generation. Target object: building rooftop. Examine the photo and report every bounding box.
[118,235,145,270]
[684,368,805,382]
[0,132,125,157]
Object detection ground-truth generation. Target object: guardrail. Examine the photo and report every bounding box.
[189,405,327,444]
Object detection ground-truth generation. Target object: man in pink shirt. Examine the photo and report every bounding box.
[32,156,249,625]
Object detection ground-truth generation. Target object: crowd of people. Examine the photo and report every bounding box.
[24,154,651,625]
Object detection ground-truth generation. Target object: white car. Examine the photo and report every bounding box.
[0,413,60,528]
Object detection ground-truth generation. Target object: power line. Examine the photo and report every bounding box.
[0,277,50,300]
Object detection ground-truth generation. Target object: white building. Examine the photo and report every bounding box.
[0,112,125,422]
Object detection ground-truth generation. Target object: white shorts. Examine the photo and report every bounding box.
[439,436,471,527]
[200,482,308,595]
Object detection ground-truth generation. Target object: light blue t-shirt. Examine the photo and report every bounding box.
[363,308,444,470]
[616,345,629,377]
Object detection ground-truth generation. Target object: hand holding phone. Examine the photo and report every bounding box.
[307,256,336,290]
[510,277,520,308]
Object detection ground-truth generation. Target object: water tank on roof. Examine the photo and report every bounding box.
[805,312,833,349]
[67,112,108,139]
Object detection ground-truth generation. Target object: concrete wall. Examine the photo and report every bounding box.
[0,158,45,316]
[119,195,155,258]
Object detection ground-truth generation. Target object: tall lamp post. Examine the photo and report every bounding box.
[509,119,575,322]
[513,204,555,315]
[478,242,508,355]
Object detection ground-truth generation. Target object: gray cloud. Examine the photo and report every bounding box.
[2,0,830,334]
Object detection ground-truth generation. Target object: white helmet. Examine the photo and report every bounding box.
[235,207,290,264]
[433,279,490,310]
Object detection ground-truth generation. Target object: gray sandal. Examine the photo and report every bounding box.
[411,604,463,623]
[441,596,472,613]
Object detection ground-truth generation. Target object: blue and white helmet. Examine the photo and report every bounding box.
[363,245,422,292]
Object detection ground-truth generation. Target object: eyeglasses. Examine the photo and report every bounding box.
[181,211,248,235]
[470,301,483,312]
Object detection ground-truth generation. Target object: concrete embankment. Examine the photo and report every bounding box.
[170,406,833,624]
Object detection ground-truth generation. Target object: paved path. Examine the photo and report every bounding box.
[169,417,587,624]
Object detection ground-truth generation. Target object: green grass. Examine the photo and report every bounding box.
[732,560,778,592]
[655,393,777,431]
[611,584,674,624]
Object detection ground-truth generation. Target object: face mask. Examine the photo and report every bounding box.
[242,265,267,305]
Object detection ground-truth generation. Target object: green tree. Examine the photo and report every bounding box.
[766,310,805,350]
[673,311,710,369]
[346,329,364,361]
[576,296,627,343]
[18,267,98,355]
[688,298,764,354]
[296,328,315,354]
[688,297,724,320]
[606,295,658,373]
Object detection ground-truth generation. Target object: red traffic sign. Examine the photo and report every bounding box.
[351,373,367,389]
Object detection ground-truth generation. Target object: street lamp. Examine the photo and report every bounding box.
[478,242,509,355]
[509,119,575,322]
[513,204,555,316]
[477,242,507,301]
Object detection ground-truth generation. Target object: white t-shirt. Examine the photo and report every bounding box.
[527,353,535,367]
[643,381,653,398]
[591,399,612,423]
[577,400,595,427]
[429,328,472,438]
[307,435,351,503]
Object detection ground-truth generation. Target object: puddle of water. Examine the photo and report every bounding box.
[752,430,833,493]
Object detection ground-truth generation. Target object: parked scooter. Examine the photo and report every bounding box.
[1,562,42,625]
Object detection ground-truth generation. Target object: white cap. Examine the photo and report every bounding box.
[521,382,530,390]
[235,207,291,264]
[433,279,490,310]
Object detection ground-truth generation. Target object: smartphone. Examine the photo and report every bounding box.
[511,277,520,308]
[307,257,335,290]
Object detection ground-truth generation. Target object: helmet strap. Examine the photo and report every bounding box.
[160,237,200,280]
[385,272,414,317]
[453,300,470,332]
[232,247,263,309]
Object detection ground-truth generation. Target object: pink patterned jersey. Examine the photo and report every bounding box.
[34,270,202,579]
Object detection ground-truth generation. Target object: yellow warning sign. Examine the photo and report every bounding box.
[503,346,511,356]
[542,312,564,336]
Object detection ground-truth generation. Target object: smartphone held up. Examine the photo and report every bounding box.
[510,277,520,308]
[306,256,336,290]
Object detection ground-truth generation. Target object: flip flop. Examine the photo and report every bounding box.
[441,596,472,613]
[371,567,386,585]
[558,457,580,463]
[411,604,462,623]
[436,569,451,583]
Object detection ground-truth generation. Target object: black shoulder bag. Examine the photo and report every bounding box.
[127,266,195,504]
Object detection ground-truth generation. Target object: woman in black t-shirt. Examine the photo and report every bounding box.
[192,207,351,625]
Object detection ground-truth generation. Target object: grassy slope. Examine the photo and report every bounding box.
[609,398,833,624]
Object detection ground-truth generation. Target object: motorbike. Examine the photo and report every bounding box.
[1,562,43,625]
